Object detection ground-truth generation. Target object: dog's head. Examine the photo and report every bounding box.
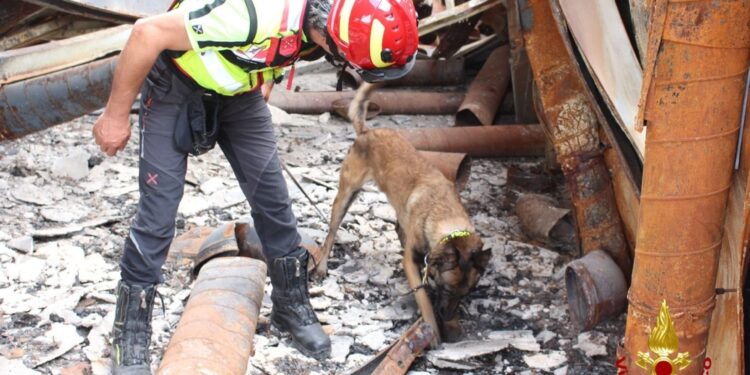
[427,232,491,341]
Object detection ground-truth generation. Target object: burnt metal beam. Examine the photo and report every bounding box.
[0,56,117,141]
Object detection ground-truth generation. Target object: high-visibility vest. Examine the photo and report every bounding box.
[168,0,317,96]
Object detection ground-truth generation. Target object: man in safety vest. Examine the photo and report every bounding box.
[92,0,418,372]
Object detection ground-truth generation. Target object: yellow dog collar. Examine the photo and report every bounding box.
[439,230,472,244]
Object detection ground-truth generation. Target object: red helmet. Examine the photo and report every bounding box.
[327,0,419,82]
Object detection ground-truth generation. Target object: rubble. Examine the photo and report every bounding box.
[523,351,568,370]
[573,331,608,357]
[51,149,90,181]
[0,40,620,375]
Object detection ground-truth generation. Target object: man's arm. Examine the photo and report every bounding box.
[93,10,192,156]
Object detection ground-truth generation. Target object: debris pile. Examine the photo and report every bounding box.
[0,66,621,373]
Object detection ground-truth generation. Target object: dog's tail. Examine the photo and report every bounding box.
[348,82,381,135]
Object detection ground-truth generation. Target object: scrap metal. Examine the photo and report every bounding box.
[157,257,266,375]
[417,151,472,190]
[520,0,632,286]
[340,58,465,88]
[0,55,116,141]
[349,319,434,375]
[455,45,510,126]
[398,125,545,157]
[23,0,170,23]
[269,90,465,115]
[0,24,129,84]
[418,0,502,36]
[623,1,750,373]
[515,194,571,244]
[566,249,628,332]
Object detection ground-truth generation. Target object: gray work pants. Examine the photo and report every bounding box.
[120,58,301,284]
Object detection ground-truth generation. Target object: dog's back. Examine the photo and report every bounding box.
[348,83,456,215]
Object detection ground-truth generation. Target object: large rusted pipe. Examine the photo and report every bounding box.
[417,151,472,190]
[623,1,750,372]
[397,125,545,157]
[268,90,465,115]
[566,250,628,332]
[521,0,631,286]
[157,257,266,375]
[455,45,511,126]
[340,58,465,88]
[0,56,117,141]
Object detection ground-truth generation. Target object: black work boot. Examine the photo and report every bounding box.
[270,247,331,359]
[111,280,156,375]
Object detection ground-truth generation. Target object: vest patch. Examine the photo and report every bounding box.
[192,24,204,34]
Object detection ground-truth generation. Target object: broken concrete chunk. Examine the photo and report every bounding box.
[428,330,540,363]
[32,216,125,238]
[0,357,42,375]
[330,335,354,363]
[199,177,225,195]
[35,323,85,367]
[573,331,608,357]
[358,330,387,351]
[7,235,33,254]
[51,149,90,181]
[12,184,63,206]
[41,203,90,223]
[523,351,567,370]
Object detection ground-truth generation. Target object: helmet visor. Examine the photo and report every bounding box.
[356,54,416,83]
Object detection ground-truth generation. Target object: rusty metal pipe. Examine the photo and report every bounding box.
[0,56,117,141]
[268,90,465,115]
[417,151,472,190]
[521,0,632,285]
[397,125,545,157]
[566,250,628,332]
[623,1,750,372]
[340,58,465,88]
[157,257,266,375]
[455,45,511,126]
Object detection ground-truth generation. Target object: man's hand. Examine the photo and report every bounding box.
[93,112,132,156]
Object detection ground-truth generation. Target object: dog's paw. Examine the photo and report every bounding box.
[310,263,328,282]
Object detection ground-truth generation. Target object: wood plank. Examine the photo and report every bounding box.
[705,94,750,375]
[556,0,646,160]
[706,170,746,375]
[418,0,501,36]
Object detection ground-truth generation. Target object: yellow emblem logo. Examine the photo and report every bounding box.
[636,300,691,375]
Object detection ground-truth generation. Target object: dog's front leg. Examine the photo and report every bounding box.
[403,238,441,347]
[314,148,369,281]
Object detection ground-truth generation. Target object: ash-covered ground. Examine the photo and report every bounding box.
[0,67,624,374]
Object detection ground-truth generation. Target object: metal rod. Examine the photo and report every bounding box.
[281,161,328,222]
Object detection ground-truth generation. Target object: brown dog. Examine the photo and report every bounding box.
[313,82,491,343]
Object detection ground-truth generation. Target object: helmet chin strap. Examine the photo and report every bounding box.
[322,32,353,91]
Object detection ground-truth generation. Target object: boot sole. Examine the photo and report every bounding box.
[271,317,331,361]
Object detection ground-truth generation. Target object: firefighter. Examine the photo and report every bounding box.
[92,0,418,373]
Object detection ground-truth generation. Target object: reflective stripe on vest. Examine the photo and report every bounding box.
[172,0,307,96]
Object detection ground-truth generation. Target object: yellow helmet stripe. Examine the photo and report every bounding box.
[339,0,356,43]
[370,19,394,68]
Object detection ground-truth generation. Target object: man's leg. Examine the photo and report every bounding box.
[113,62,190,374]
[218,91,331,359]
